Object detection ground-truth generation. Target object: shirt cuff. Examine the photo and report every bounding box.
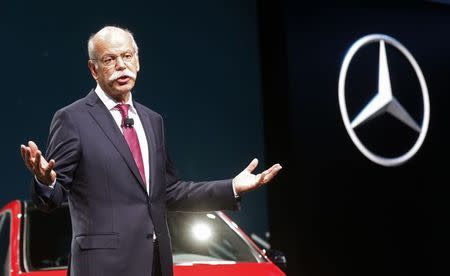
[232,179,240,198]
[34,176,56,198]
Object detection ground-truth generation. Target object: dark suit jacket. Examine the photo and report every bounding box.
[32,90,239,276]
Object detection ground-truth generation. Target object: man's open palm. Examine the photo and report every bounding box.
[20,141,56,185]
[233,158,282,195]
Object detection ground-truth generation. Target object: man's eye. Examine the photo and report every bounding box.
[103,57,113,64]
[124,54,133,60]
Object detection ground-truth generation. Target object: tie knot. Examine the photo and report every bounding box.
[115,104,130,118]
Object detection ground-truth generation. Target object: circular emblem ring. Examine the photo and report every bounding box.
[338,34,430,167]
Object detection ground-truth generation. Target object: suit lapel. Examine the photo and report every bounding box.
[85,91,148,194]
[134,103,157,200]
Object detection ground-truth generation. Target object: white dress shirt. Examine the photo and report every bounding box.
[94,85,150,193]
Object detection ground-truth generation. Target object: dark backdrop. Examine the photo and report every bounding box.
[262,1,450,275]
[3,1,449,275]
[0,0,268,239]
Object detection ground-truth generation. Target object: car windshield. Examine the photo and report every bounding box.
[25,203,265,270]
[26,205,71,270]
[168,211,264,264]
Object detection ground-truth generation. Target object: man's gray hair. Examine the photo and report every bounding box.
[88,26,139,60]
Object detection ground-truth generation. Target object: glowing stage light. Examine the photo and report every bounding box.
[192,223,212,241]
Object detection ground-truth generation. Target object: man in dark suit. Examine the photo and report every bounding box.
[20,26,282,276]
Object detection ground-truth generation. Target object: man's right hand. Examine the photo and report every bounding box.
[20,141,56,186]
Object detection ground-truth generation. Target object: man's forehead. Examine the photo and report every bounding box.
[95,33,134,54]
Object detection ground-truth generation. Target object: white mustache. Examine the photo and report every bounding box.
[108,69,137,82]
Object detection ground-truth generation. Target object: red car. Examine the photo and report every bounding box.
[0,200,286,276]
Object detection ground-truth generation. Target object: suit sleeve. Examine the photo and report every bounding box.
[32,109,81,212]
[161,118,240,212]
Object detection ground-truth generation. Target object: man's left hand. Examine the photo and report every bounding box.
[233,158,282,196]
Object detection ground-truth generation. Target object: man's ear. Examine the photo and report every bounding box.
[135,55,140,72]
[88,60,99,80]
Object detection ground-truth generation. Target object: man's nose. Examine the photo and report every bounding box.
[115,57,126,70]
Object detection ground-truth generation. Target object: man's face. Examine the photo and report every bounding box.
[88,31,140,100]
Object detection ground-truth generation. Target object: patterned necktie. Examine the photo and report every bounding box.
[115,104,146,187]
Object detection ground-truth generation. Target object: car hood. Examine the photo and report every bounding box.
[173,262,285,275]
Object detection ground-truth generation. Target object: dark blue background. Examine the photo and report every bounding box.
[5,1,447,275]
[0,0,268,239]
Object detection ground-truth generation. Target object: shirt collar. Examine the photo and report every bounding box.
[94,84,136,113]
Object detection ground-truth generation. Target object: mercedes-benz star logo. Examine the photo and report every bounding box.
[338,34,430,167]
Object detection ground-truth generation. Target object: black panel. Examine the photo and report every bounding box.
[264,1,449,275]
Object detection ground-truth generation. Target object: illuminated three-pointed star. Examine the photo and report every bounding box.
[350,40,421,133]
